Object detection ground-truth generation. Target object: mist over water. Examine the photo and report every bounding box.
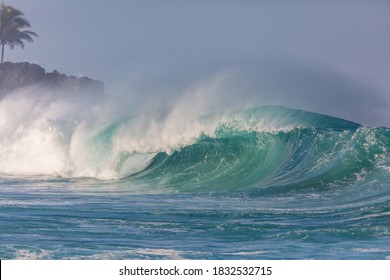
[7,0,390,127]
[105,57,390,127]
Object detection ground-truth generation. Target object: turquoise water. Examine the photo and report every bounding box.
[0,106,389,259]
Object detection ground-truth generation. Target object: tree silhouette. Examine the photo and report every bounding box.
[0,3,38,63]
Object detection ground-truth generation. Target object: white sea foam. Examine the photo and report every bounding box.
[222,250,269,256]
[83,249,187,260]
[352,248,390,253]
[0,90,76,176]
[15,249,51,260]
[0,76,232,179]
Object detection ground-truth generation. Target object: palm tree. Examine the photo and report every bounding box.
[0,3,38,63]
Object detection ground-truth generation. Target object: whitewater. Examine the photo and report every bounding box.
[0,86,389,259]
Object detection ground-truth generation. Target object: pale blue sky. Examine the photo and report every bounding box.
[4,0,390,126]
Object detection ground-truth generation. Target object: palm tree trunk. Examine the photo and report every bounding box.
[1,43,4,63]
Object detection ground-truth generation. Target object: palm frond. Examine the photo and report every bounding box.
[0,3,38,62]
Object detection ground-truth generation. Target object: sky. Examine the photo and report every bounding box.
[4,0,390,127]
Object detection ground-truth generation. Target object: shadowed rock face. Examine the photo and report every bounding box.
[0,62,104,96]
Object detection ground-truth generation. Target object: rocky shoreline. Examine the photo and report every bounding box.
[0,62,104,97]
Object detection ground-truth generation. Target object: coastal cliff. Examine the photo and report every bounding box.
[0,62,104,97]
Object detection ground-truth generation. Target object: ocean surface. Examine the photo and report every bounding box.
[0,104,389,259]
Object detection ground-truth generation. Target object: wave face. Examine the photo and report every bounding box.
[138,124,389,194]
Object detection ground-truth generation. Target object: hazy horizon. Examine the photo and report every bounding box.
[4,0,390,127]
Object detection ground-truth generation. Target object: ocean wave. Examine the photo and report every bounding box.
[0,103,389,194]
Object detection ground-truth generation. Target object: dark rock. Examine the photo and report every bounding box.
[0,62,104,97]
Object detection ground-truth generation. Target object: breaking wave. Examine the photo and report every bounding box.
[0,90,388,194]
